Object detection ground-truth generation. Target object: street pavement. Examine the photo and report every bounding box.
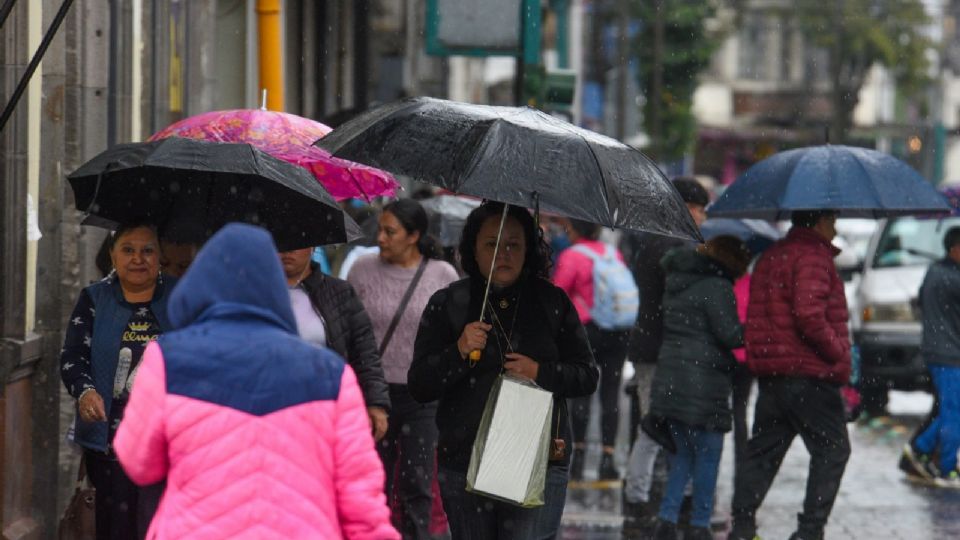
[60,369,959,539]
[560,390,960,539]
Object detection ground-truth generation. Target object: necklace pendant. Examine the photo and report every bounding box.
[499,298,509,309]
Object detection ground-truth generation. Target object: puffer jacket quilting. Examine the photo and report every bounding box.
[649,248,743,432]
[114,224,397,540]
[301,265,390,411]
[745,227,851,384]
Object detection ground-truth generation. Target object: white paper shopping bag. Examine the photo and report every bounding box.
[466,375,553,507]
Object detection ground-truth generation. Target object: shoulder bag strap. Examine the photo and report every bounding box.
[378,257,429,356]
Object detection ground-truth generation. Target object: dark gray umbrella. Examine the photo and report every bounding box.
[421,194,482,247]
[68,137,360,250]
[315,97,701,242]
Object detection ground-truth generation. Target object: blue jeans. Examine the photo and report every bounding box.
[915,363,960,473]
[438,465,568,540]
[658,420,724,528]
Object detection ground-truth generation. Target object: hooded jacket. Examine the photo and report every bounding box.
[649,248,743,432]
[745,227,851,383]
[114,224,397,540]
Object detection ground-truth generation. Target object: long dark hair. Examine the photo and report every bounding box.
[381,199,441,259]
[458,202,552,282]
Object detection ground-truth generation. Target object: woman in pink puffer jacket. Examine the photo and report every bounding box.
[115,223,398,540]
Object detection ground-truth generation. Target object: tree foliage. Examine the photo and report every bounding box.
[631,0,722,162]
[793,0,932,142]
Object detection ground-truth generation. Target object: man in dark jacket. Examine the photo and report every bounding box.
[901,227,960,486]
[730,210,851,540]
[621,177,708,532]
[279,247,391,440]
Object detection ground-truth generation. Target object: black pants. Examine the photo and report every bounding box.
[732,377,850,538]
[731,363,754,486]
[571,323,630,447]
[85,451,139,540]
[379,384,439,540]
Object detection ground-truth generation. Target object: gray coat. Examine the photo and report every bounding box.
[650,248,743,432]
[920,258,960,368]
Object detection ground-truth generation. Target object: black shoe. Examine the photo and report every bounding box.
[599,452,620,480]
[622,493,657,538]
[652,518,678,540]
[676,494,693,526]
[570,448,585,481]
[685,526,713,540]
[727,521,758,540]
[789,532,823,540]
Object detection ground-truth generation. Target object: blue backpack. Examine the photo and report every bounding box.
[571,244,639,330]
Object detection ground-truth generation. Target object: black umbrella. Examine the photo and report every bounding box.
[318,97,701,361]
[315,97,701,242]
[421,194,482,247]
[68,137,360,251]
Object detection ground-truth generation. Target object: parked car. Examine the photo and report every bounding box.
[834,219,879,320]
[854,215,960,413]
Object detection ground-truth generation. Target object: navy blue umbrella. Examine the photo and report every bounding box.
[707,145,951,219]
[700,218,782,255]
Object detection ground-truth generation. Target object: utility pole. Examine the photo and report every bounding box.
[616,0,629,140]
[650,0,664,161]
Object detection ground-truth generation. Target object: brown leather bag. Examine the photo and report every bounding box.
[59,456,95,540]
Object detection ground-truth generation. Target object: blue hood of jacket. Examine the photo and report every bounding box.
[167,223,296,334]
[159,223,344,416]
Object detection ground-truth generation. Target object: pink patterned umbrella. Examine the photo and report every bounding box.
[149,109,399,201]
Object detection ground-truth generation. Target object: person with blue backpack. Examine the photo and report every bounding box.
[554,218,639,481]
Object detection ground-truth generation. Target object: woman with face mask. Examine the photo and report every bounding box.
[408,202,599,539]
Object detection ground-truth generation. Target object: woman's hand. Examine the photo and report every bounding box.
[78,390,107,423]
[504,353,539,381]
[457,321,492,359]
[367,406,389,441]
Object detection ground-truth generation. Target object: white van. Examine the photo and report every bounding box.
[855,215,960,413]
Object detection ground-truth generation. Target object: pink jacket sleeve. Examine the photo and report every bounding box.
[553,247,592,322]
[334,366,400,540]
[115,341,169,486]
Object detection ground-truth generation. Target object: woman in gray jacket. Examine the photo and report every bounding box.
[648,236,751,540]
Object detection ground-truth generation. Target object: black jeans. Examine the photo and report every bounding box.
[379,384,439,540]
[731,363,754,486]
[731,377,851,538]
[571,323,630,447]
[439,465,569,540]
[85,450,139,540]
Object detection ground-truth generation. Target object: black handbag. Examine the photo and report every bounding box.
[640,413,677,454]
[59,455,95,540]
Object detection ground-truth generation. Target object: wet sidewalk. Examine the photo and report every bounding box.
[560,390,960,539]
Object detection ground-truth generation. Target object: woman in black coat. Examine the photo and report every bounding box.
[408,202,598,540]
[648,236,751,540]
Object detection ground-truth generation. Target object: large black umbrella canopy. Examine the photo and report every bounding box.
[68,137,360,251]
[315,97,701,242]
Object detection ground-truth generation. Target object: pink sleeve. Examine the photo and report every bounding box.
[552,249,578,295]
[335,366,400,540]
[115,341,169,486]
[733,275,750,362]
